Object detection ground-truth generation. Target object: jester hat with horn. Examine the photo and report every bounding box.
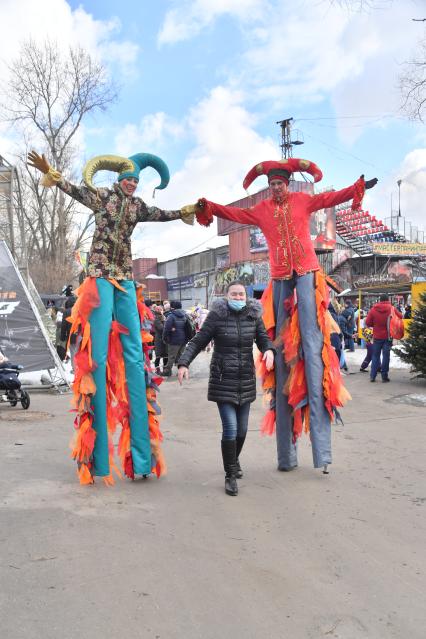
[243,158,323,191]
[82,153,170,194]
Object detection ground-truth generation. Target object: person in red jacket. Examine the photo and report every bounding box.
[365,294,402,383]
[183,158,378,473]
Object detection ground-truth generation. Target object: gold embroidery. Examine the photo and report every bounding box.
[273,194,291,273]
[272,193,306,275]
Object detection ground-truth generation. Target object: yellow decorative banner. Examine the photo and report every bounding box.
[372,242,426,256]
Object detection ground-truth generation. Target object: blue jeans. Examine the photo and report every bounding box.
[217,402,251,441]
[371,339,392,380]
[344,334,355,351]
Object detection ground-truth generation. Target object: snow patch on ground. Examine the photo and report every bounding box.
[20,360,73,386]
[344,347,411,370]
[409,394,426,401]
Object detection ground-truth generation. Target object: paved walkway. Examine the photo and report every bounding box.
[0,353,425,638]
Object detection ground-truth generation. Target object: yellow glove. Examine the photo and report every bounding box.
[27,150,61,187]
[28,150,50,173]
[180,204,197,225]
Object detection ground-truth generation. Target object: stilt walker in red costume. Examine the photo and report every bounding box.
[28,150,194,484]
[184,159,377,473]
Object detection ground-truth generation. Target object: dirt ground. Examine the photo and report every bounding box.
[0,353,425,639]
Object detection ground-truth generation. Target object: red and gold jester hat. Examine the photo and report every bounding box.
[243,158,323,190]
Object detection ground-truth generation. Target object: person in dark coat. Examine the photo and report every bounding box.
[177,281,275,496]
[162,300,192,376]
[342,299,356,352]
[152,305,167,374]
[60,295,77,372]
[0,351,23,401]
[328,303,342,364]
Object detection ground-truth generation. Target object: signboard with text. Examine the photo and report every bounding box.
[372,242,426,256]
[0,241,57,371]
[353,260,412,289]
[167,275,194,291]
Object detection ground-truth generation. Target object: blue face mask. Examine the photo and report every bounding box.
[228,299,246,312]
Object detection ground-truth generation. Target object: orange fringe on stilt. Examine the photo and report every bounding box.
[136,286,167,478]
[68,277,167,484]
[68,277,100,484]
[257,272,351,442]
[314,271,352,418]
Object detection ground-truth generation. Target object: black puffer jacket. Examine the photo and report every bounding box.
[178,298,274,405]
[163,309,189,346]
[153,311,167,357]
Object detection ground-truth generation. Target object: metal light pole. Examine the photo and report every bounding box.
[397,179,402,217]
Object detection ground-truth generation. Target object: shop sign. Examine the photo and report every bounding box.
[353,260,412,289]
[167,275,194,291]
[372,242,426,256]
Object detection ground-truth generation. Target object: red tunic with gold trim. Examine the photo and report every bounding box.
[199,182,359,279]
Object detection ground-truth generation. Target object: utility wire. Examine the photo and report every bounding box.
[303,131,378,169]
[296,113,397,121]
[134,232,225,262]
[173,233,225,259]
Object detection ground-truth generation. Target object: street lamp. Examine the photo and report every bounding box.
[397,179,402,217]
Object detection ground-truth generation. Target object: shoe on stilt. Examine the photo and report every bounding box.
[221,439,238,496]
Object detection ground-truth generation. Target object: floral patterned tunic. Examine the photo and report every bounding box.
[58,179,182,280]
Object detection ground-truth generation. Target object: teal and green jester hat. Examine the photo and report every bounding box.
[82,152,170,194]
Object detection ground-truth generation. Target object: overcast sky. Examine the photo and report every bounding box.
[1,0,425,260]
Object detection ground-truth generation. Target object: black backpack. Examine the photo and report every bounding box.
[184,316,196,341]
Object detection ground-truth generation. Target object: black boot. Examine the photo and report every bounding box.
[235,435,246,479]
[221,439,238,496]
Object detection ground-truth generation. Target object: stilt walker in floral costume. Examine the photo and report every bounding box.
[28,150,194,484]
[184,159,377,473]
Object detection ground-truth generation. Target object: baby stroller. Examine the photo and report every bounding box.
[0,362,30,409]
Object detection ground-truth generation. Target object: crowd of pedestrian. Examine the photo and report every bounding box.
[327,294,406,382]
[46,284,209,378]
[46,283,407,390]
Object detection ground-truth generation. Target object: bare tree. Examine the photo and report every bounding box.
[400,35,426,122]
[328,0,393,10]
[0,39,117,291]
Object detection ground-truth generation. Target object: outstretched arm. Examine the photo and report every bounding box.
[183,198,260,228]
[136,201,187,223]
[307,176,378,213]
[27,151,101,211]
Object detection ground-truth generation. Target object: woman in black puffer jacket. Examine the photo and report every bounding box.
[178,281,274,496]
